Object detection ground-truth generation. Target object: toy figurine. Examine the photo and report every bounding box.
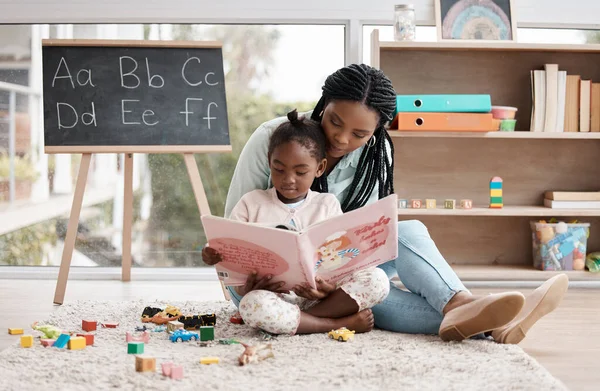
[238,342,274,366]
[142,305,182,325]
[31,322,62,340]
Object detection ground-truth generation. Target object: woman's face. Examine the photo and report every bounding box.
[321,100,380,159]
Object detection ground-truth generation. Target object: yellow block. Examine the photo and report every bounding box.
[199,357,220,365]
[68,336,86,350]
[8,328,24,335]
[425,199,437,209]
[20,335,34,348]
[490,189,503,197]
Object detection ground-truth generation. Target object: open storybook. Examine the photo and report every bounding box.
[200,194,398,290]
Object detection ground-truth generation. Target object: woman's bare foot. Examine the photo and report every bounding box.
[333,309,374,333]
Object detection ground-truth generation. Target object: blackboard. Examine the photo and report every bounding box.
[42,40,231,153]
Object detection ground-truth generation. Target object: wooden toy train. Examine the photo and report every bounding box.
[141,306,216,329]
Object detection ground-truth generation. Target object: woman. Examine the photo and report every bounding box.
[223,63,568,343]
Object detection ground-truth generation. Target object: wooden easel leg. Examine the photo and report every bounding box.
[122,153,133,282]
[183,153,231,301]
[53,153,92,305]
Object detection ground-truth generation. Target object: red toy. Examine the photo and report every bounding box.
[76,333,95,346]
[82,320,97,332]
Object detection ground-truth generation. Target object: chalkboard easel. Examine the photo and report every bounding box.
[42,39,232,304]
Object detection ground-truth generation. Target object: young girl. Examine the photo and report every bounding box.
[202,109,389,335]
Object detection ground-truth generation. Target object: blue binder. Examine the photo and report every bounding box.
[394,94,492,115]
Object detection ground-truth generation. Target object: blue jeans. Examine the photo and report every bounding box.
[373,220,468,335]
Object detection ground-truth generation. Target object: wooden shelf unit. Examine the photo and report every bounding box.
[371,30,600,274]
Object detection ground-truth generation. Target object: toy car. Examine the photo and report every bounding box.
[328,327,355,342]
[169,329,199,343]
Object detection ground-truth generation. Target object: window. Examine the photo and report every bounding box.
[0,23,345,267]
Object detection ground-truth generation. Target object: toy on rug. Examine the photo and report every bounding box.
[82,320,97,332]
[328,327,355,342]
[141,305,182,325]
[167,321,184,334]
[135,355,156,372]
[238,343,274,366]
[199,357,220,365]
[126,331,150,343]
[31,322,62,340]
[179,314,217,330]
[20,335,34,348]
[218,338,240,345]
[101,322,119,328]
[152,325,166,332]
[68,336,86,350]
[259,330,276,341]
[199,326,214,341]
[128,342,145,354]
[8,328,24,335]
[161,362,184,380]
[76,333,94,346]
[135,325,149,332]
[170,329,199,343]
[229,312,244,325]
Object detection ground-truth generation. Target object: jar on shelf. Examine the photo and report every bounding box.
[394,4,416,41]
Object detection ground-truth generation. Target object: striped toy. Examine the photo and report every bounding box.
[490,176,503,208]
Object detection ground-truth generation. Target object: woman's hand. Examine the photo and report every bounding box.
[292,277,336,300]
[234,271,287,297]
[202,246,222,266]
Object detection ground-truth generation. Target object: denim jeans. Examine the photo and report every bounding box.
[373,220,468,335]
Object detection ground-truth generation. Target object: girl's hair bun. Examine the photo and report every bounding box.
[287,109,304,124]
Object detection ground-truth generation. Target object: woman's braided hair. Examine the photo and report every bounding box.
[310,64,397,212]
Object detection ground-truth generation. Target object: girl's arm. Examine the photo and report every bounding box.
[224,123,273,218]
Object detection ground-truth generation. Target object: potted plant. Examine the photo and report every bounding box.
[0,153,39,202]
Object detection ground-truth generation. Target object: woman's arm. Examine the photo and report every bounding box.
[224,122,273,218]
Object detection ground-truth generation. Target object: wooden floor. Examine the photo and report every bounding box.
[1,280,598,391]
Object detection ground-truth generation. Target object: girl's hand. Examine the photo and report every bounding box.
[202,246,222,266]
[292,277,336,300]
[234,271,288,297]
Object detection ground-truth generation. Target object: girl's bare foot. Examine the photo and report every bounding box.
[333,309,374,333]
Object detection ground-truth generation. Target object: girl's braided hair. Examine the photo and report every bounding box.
[311,63,396,212]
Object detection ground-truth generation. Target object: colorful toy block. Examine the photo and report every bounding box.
[102,322,119,328]
[126,331,150,343]
[490,176,503,208]
[425,199,437,209]
[167,321,184,333]
[68,336,86,350]
[135,355,156,372]
[460,199,473,209]
[161,362,174,376]
[128,342,144,354]
[410,199,422,209]
[199,357,220,365]
[170,365,183,380]
[8,328,24,335]
[397,199,408,209]
[20,335,33,348]
[229,312,244,325]
[53,334,71,349]
[200,326,215,341]
[41,339,55,347]
[444,199,456,209]
[82,320,97,332]
[76,333,95,346]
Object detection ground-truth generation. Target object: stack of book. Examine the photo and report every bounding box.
[530,64,600,132]
[390,94,499,132]
[544,191,600,209]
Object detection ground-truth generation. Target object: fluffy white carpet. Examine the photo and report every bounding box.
[0,300,565,391]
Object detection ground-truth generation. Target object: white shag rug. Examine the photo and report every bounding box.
[0,300,565,391]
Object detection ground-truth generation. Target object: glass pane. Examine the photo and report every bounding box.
[0,23,345,267]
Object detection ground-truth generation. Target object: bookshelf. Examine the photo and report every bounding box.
[371,30,600,278]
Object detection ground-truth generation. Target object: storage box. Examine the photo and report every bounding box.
[531,221,589,270]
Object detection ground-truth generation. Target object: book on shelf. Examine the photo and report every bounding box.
[544,191,600,201]
[530,64,600,133]
[200,195,399,290]
[543,199,600,209]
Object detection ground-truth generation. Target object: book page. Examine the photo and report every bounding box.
[201,216,310,291]
[301,195,398,285]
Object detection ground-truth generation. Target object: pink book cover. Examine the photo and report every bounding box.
[201,195,398,291]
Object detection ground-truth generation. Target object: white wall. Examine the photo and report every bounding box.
[1,1,599,27]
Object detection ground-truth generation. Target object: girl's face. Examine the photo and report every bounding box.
[269,141,327,204]
[321,100,380,159]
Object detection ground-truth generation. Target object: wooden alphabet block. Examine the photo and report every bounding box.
[128,342,145,354]
[135,355,156,372]
[425,199,437,209]
[460,199,473,209]
[444,199,456,209]
[200,326,215,341]
[8,328,24,335]
[20,335,33,348]
[68,336,86,350]
[76,333,95,346]
[199,357,220,365]
[410,199,422,209]
[167,321,184,333]
[82,320,97,332]
[397,199,408,209]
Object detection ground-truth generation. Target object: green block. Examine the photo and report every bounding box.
[127,342,144,354]
[200,326,214,341]
[490,197,503,203]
